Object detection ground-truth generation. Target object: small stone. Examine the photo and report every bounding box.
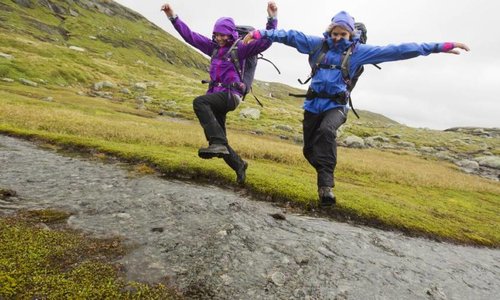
[0,52,13,60]
[239,108,260,120]
[220,274,232,285]
[270,213,286,220]
[69,46,86,52]
[35,223,51,231]
[270,271,286,286]
[133,82,147,90]
[217,230,228,237]
[19,78,38,87]
[115,213,131,219]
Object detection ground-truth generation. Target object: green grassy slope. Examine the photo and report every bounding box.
[1,3,499,297]
[1,0,499,248]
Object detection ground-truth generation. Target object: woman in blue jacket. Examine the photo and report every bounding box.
[244,11,469,207]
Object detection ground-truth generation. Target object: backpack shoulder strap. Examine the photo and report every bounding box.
[311,41,329,75]
[340,43,361,119]
[229,46,243,81]
[340,43,355,88]
[223,39,243,80]
[210,46,218,61]
[298,40,329,85]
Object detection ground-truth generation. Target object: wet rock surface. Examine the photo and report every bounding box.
[0,135,499,299]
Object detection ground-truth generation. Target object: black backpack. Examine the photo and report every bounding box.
[292,22,380,118]
[343,22,381,94]
[208,25,280,106]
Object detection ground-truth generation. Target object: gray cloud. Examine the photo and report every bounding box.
[115,0,499,129]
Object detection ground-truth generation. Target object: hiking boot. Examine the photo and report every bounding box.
[318,186,336,207]
[236,160,248,185]
[198,144,230,159]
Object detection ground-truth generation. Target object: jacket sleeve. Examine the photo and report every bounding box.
[354,42,448,67]
[258,29,323,54]
[171,17,213,56]
[237,17,278,58]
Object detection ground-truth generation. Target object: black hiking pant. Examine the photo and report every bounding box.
[193,92,245,172]
[303,107,347,189]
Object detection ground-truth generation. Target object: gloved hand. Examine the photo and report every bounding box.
[161,3,175,18]
[243,30,262,44]
[442,42,470,55]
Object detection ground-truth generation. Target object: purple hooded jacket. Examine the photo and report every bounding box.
[171,16,277,96]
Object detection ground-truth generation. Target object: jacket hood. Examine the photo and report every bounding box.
[329,11,355,33]
[213,17,239,41]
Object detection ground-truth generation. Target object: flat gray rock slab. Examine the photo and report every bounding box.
[1,135,498,299]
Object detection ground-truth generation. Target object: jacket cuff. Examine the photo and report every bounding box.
[253,30,263,39]
[441,42,454,52]
[168,15,178,22]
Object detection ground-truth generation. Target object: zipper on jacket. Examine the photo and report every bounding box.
[214,47,223,84]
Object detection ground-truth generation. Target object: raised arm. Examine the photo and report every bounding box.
[237,1,279,58]
[244,27,323,55]
[354,42,470,68]
[243,1,322,55]
[161,3,213,56]
[266,1,278,29]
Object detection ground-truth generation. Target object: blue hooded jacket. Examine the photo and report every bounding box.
[258,11,450,114]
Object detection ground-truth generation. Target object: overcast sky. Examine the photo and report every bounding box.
[114,0,499,130]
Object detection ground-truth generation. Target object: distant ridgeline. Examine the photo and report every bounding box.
[1,0,209,73]
[444,127,500,139]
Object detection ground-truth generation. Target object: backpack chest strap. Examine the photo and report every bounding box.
[317,63,343,70]
[202,80,246,93]
[305,88,348,105]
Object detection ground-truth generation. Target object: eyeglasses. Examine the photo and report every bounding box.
[331,32,349,38]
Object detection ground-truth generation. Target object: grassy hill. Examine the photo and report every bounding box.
[1,0,499,243]
[1,0,499,296]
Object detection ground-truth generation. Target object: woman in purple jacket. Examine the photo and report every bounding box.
[161,2,278,185]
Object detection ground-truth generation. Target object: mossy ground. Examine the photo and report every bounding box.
[0,209,181,299]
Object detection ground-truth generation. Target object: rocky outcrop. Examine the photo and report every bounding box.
[475,156,500,170]
[338,131,499,181]
[240,108,261,120]
[343,135,365,148]
[445,127,500,138]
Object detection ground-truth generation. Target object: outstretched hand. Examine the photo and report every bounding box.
[243,31,261,45]
[445,42,470,55]
[161,3,174,18]
[267,1,278,18]
[243,32,254,45]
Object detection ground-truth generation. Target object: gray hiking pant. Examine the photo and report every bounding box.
[303,107,347,188]
[193,92,245,172]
